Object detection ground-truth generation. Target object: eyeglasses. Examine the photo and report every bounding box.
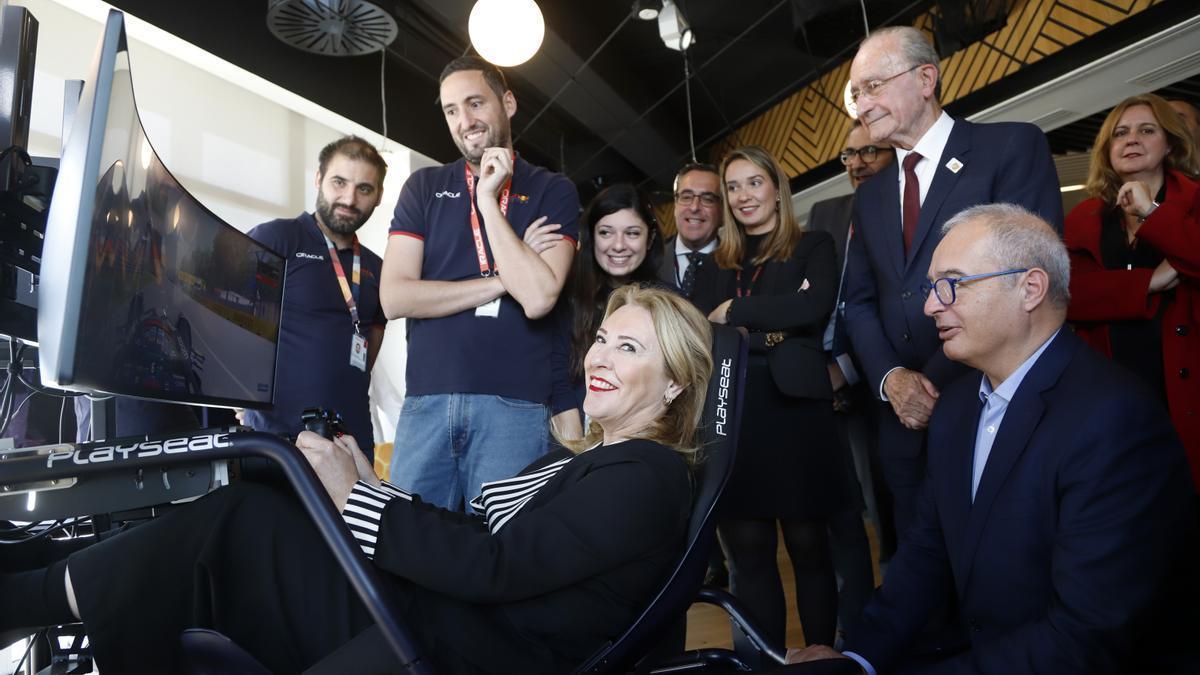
[920,269,1028,306]
[849,64,922,104]
[839,145,893,165]
[675,190,720,208]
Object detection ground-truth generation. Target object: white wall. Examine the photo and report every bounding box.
[16,0,440,443]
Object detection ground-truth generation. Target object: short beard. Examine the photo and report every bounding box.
[315,191,368,236]
[456,121,512,166]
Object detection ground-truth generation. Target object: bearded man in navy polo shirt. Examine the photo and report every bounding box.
[381,56,579,511]
[241,136,389,458]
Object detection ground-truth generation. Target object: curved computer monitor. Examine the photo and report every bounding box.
[38,10,284,410]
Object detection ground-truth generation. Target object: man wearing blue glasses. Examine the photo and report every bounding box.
[790,203,1197,674]
[841,25,1063,544]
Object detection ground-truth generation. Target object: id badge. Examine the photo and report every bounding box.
[350,333,368,372]
[475,297,501,318]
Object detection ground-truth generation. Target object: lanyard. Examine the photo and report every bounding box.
[735,265,763,298]
[464,157,513,277]
[323,234,362,334]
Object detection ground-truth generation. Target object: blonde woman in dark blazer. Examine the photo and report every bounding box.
[696,145,858,649]
[1,286,713,675]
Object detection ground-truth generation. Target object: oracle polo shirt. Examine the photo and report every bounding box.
[245,212,387,453]
[390,155,580,405]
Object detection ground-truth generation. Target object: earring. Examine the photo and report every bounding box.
[663,394,674,406]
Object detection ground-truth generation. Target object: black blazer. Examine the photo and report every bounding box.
[656,235,716,300]
[656,236,681,289]
[367,439,693,674]
[695,229,837,399]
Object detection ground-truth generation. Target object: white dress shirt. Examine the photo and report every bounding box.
[880,111,957,400]
[894,111,956,222]
[972,331,1057,499]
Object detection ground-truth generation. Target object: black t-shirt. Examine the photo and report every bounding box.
[389,156,580,404]
[244,213,386,452]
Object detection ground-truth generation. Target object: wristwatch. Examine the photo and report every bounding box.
[1138,201,1160,224]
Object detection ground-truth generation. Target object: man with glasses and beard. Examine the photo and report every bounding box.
[380,56,579,511]
[241,135,389,458]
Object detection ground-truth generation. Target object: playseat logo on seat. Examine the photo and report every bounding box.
[45,433,233,468]
[714,357,733,437]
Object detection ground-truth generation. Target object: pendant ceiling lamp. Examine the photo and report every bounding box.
[468,0,546,67]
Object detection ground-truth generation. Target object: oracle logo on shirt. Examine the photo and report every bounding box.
[435,190,461,199]
[296,252,324,260]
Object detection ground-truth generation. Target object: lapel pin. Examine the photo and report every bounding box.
[946,157,964,174]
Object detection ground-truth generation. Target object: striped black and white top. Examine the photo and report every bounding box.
[341,454,574,560]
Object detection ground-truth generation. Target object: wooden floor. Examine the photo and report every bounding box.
[684,518,885,651]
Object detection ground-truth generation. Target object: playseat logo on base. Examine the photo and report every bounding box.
[714,357,733,437]
[45,433,232,468]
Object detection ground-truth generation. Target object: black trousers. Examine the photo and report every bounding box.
[67,481,572,675]
[68,482,379,674]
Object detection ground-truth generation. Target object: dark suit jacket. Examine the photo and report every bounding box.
[843,119,1063,458]
[656,235,716,300]
[656,236,681,289]
[806,193,856,359]
[844,330,1197,674]
[695,230,837,399]
[368,439,692,674]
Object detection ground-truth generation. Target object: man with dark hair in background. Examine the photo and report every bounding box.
[807,121,896,642]
[657,162,722,299]
[653,160,728,586]
[380,56,579,511]
[240,135,388,458]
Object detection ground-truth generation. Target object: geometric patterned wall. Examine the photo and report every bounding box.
[709,0,1162,180]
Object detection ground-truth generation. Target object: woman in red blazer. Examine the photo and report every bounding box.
[1064,93,1200,492]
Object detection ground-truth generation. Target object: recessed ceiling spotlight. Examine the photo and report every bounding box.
[632,0,663,21]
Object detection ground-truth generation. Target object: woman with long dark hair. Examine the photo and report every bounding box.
[695,145,857,648]
[551,183,664,438]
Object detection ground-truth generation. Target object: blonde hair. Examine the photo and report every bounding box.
[714,146,803,270]
[1085,93,1199,204]
[555,285,713,464]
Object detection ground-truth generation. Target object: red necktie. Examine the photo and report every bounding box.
[902,151,923,254]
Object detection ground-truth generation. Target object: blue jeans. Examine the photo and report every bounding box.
[387,393,550,511]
